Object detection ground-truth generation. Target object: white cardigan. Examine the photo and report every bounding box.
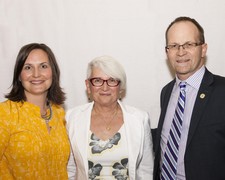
[66,100,154,180]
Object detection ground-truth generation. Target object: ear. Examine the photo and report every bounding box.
[85,79,91,95]
[201,43,208,58]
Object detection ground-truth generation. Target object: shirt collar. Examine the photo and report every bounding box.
[175,65,205,90]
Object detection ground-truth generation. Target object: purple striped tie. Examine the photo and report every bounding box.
[161,82,186,180]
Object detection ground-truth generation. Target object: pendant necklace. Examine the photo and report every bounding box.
[101,105,119,131]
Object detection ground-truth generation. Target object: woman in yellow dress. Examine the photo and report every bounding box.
[0,43,70,179]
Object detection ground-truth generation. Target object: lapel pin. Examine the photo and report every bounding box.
[200,93,205,99]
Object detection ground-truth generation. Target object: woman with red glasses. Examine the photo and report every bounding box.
[66,55,154,180]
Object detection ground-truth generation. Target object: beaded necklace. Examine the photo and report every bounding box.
[41,101,53,124]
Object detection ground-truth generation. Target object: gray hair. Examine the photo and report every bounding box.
[87,55,127,92]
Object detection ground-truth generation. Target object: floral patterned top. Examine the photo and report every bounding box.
[0,100,70,180]
[88,125,129,180]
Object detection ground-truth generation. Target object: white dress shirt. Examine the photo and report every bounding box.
[160,66,205,180]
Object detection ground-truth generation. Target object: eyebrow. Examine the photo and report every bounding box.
[168,41,195,45]
[24,62,49,65]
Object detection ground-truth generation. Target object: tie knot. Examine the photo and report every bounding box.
[179,82,186,91]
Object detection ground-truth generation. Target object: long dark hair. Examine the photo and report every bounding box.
[5,43,66,105]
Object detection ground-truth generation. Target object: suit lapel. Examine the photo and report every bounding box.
[74,103,93,175]
[186,69,214,147]
[118,101,141,178]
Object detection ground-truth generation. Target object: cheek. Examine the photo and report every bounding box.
[41,70,53,84]
[113,88,120,95]
[192,51,203,63]
[167,53,174,62]
[89,86,97,94]
[20,71,30,81]
[46,69,53,79]
[167,56,176,67]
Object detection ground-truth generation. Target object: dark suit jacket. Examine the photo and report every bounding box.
[153,68,225,180]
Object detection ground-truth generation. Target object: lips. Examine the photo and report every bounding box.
[99,93,111,96]
[176,58,189,63]
[176,59,190,66]
[30,80,45,84]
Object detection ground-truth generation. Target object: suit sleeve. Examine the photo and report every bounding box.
[136,112,154,179]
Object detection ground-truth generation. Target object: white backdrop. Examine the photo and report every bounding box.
[1,0,225,128]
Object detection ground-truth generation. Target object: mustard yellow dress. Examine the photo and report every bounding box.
[0,100,70,180]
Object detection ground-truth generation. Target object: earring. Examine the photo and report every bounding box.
[119,94,122,100]
[88,94,92,102]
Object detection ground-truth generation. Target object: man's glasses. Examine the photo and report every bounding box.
[165,42,203,51]
[89,77,120,87]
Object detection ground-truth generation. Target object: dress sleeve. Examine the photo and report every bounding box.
[0,103,14,179]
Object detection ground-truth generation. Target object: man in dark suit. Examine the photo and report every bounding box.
[153,16,225,180]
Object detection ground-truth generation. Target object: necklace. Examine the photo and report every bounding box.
[41,102,53,124]
[95,105,119,131]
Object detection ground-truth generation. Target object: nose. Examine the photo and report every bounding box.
[32,68,40,77]
[102,81,109,90]
[178,44,186,50]
[177,46,187,56]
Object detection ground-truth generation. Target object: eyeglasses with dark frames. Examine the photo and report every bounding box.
[89,77,120,87]
[165,42,204,51]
